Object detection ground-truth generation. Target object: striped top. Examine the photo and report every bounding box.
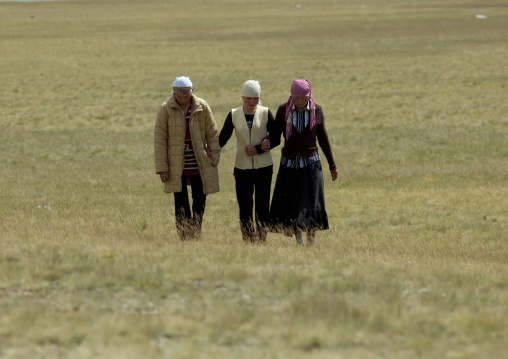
[280,103,320,169]
[182,104,199,175]
[281,153,320,169]
[291,102,310,133]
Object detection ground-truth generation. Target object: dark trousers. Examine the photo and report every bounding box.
[174,174,206,240]
[234,166,273,242]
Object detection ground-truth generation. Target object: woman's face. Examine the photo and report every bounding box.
[292,96,309,110]
[242,96,259,112]
[175,93,192,106]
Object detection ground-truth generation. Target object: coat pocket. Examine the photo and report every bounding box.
[202,165,220,194]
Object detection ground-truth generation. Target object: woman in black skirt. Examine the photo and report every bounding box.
[268,79,338,245]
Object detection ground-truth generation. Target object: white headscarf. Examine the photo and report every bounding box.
[173,76,193,88]
[242,80,261,97]
[168,76,193,100]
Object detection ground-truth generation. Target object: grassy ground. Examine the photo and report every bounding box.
[1,0,507,358]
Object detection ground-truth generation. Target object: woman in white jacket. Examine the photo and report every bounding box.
[219,80,276,242]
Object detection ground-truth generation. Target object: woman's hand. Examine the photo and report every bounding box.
[245,145,257,156]
[261,139,270,152]
[159,172,169,183]
[331,168,338,181]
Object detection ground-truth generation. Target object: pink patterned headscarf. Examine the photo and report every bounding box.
[284,79,316,140]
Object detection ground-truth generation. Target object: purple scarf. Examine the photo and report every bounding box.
[284,79,316,140]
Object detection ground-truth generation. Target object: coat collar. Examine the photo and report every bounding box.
[167,94,203,115]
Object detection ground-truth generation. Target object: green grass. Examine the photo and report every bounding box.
[1,0,507,358]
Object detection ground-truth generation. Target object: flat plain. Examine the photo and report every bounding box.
[0,0,507,358]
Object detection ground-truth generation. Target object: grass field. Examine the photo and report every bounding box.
[1,0,507,358]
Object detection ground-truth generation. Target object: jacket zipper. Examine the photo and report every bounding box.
[249,126,254,169]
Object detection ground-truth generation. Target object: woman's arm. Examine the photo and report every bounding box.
[218,111,234,148]
[204,104,221,166]
[154,105,170,174]
[315,106,338,180]
[265,105,285,150]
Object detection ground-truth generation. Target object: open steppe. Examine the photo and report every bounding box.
[1,0,507,358]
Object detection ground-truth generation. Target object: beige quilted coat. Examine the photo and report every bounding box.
[154,95,221,194]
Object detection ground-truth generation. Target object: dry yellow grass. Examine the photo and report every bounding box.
[1,0,507,358]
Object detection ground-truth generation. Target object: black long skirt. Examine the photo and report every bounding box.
[269,161,329,234]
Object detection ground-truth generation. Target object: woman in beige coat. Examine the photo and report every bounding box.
[154,76,221,240]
